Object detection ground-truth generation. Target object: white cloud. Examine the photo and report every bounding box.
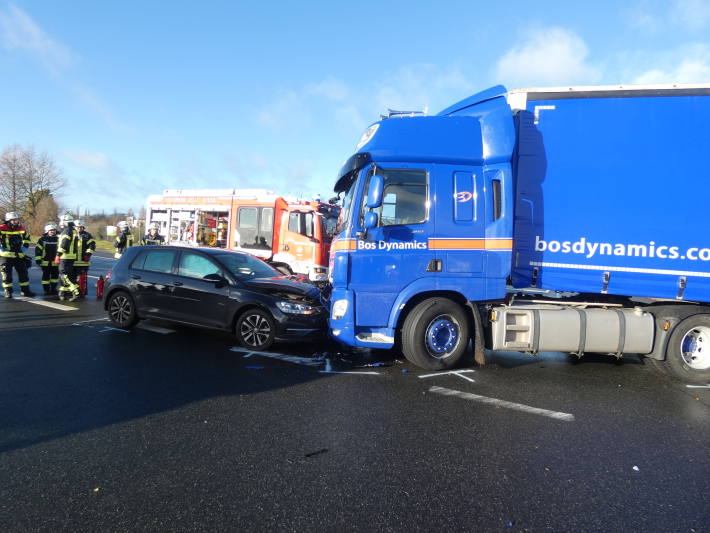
[255,76,365,134]
[64,150,113,171]
[0,4,128,133]
[374,64,472,115]
[630,44,710,83]
[495,27,601,87]
[0,3,75,76]
[671,0,710,30]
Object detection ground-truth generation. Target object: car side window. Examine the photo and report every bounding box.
[136,249,176,273]
[178,252,222,279]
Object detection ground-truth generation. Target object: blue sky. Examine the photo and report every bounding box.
[2,0,710,214]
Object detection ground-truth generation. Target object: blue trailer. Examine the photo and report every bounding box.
[328,84,710,384]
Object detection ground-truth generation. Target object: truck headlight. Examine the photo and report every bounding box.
[276,301,316,315]
[331,299,348,320]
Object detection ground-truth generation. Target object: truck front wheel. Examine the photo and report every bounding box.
[401,298,470,370]
[662,314,710,385]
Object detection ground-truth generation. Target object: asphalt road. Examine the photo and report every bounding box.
[1,252,709,532]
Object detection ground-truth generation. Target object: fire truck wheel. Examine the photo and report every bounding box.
[107,291,139,329]
[236,308,275,350]
[662,314,710,385]
[401,298,470,370]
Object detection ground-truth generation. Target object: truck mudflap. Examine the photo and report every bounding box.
[490,304,654,355]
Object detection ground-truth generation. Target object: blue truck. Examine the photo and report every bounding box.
[327,83,710,384]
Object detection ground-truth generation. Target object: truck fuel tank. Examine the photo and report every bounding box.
[490,304,654,355]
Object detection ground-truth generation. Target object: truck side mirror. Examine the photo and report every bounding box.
[363,211,379,229]
[366,175,384,208]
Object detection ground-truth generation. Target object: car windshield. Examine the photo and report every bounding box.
[213,252,280,280]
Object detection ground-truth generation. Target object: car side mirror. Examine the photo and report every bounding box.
[204,273,228,287]
[366,175,384,208]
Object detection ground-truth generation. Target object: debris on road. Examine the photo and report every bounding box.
[304,448,328,458]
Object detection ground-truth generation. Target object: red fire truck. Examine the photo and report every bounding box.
[145,189,338,281]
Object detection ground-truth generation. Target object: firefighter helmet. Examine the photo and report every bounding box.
[75,219,86,228]
[4,211,19,222]
[117,221,128,230]
[44,223,58,232]
[150,222,160,230]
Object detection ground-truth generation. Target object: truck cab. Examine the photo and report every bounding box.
[328,86,516,366]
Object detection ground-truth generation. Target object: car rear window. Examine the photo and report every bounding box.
[133,249,176,273]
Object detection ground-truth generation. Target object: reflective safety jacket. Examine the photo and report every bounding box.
[0,223,31,259]
[114,230,134,255]
[35,233,59,266]
[57,227,79,260]
[74,230,96,267]
[141,233,165,246]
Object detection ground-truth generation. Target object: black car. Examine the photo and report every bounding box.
[103,246,327,349]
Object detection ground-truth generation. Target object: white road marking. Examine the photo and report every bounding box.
[418,369,476,383]
[429,386,576,422]
[319,370,381,375]
[72,318,109,326]
[14,296,76,311]
[229,347,324,367]
[686,384,710,389]
[136,323,176,334]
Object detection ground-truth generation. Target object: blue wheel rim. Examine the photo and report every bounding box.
[425,315,459,358]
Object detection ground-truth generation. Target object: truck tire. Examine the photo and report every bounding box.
[401,298,470,370]
[662,314,710,385]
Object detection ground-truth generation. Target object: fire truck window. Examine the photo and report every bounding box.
[259,207,273,249]
[288,213,299,233]
[303,212,314,237]
[238,207,258,248]
[238,207,257,229]
[261,208,274,233]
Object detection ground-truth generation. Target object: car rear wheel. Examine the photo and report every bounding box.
[107,290,138,329]
[236,308,275,350]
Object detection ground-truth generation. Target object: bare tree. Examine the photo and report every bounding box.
[30,195,60,235]
[0,145,24,213]
[19,146,65,221]
[0,144,65,227]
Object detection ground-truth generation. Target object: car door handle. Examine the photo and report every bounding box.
[131,275,141,280]
[173,281,183,286]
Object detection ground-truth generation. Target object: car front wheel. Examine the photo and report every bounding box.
[236,308,275,350]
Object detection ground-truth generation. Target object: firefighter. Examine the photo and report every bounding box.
[141,222,165,245]
[114,221,133,258]
[56,214,81,301]
[73,219,95,296]
[0,211,35,298]
[35,223,60,295]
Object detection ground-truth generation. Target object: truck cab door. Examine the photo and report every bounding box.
[349,164,434,327]
[430,164,485,274]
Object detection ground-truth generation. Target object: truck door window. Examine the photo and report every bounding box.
[238,207,272,250]
[288,213,300,233]
[361,168,428,227]
[303,212,314,237]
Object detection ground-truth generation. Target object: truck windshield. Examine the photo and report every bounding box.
[321,216,338,243]
[336,176,358,233]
